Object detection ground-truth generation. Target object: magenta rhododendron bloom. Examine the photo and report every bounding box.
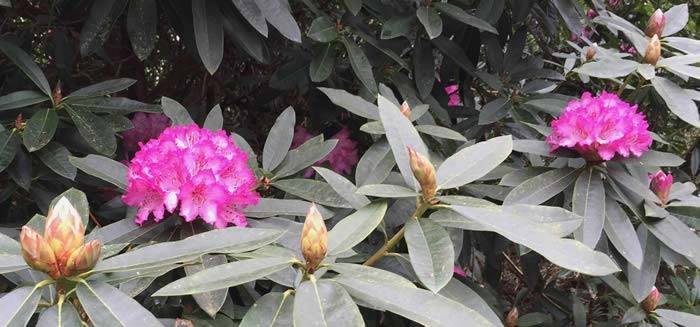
[123,124,259,228]
[586,9,598,18]
[444,84,462,106]
[292,126,359,176]
[619,43,637,55]
[546,92,652,161]
[453,265,467,278]
[649,170,673,204]
[122,113,171,153]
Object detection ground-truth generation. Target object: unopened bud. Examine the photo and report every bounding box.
[407,147,436,201]
[645,9,666,38]
[649,170,673,205]
[644,35,661,65]
[14,114,24,130]
[301,204,327,273]
[585,44,597,61]
[399,101,412,119]
[505,307,519,327]
[45,197,85,271]
[641,286,660,312]
[52,81,62,105]
[20,226,60,279]
[63,240,101,277]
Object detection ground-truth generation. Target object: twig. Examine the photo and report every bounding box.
[88,211,102,227]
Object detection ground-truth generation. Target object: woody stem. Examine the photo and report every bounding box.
[363,199,430,266]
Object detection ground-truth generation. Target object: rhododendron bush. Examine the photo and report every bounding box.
[0,1,699,326]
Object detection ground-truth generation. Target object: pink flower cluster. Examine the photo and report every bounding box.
[619,43,637,55]
[123,125,259,228]
[122,113,171,153]
[444,84,462,107]
[649,170,673,204]
[292,126,359,176]
[546,92,652,161]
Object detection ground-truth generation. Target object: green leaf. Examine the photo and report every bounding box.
[662,4,688,37]
[523,97,569,116]
[36,302,81,327]
[574,59,638,79]
[437,135,512,189]
[0,90,49,110]
[416,6,442,39]
[405,218,454,292]
[438,279,501,326]
[651,76,700,127]
[0,232,20,254]
[623,150,685,167]
[656,309,700,326]
[355,139,394,186]
[273,179,353,209]
[22,108,57,152]
[413,37,434,99]
[273,138,337,178]
[161,96,194,125]
[68,97,161,114]
[327,201,387,256]
[0,130,19,173]
[645,215,700,266]
[0,254,28,274]
[307,17,337,42]
[504,168,578,205]
[415,125,467,141]
[77,281,162,326]
[355,184,419,198]
[94,228,282,273]
[344,0,362,15]
[330,263,416,288]
[69,155,127,190]
[184,254,228,318]
[86,215,169,245]
[0,286,42,326]
[263,107,295,171]
[239,292,294,327]
[309,43,336,83]
[478,98,511,125]
[192,0,224,74]
[378,95,427,189]
[627,225,661,302]
[127,0,157,61]
[50,188,89,227]
[243,198,334,219]
[451,205,620,276]
[433,3,498,34]
[65,78,136,99]
[65,106,116,156]
[340,37,377,94]
[79,0,128,56]
[231,0,267,36]
[0,40,52,95]
[317,87,379,120]
[255,0,301,42]
[603,198,643,269]
[572,167,605,248]
[203,104,224,131]
[314,167,369,209]
[293,279,364,327]
[105,114,134,132]
[336,274,495,326]
[153,257,292,296]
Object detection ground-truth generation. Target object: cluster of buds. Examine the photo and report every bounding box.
[649,170,673,205]
[399,101,412,119]
[644,35,661,65]
[20,197,101,279]
[505,307,519,327]
[645,9,666,38]
[301,204,327,273]
[407,147,437,202]
[641,286,661,313]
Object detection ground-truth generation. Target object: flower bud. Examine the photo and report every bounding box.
[649,170,673,205]
[400,101,412,119]
[645,9,666,38]
[20,226,60,279]
[641,286,660,312]
[45,197,85,271]
[407,147,436,201]
[63,240,102,277]
[505,307,519,327]
[644,35,661,65]
[301,204,327,273]
[586,44,597,61]
[586,9,598,19]
[52,81,62,105]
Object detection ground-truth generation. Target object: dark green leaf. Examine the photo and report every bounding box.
[273,179,352,209]
[416,6,442,39]
[327,201,387,256]
[0,286,42,326]
[203,104,224,131]
[415,125,467,141]
[0,40,52,95]
[413,38,434,99]
[433,3,498,34]
[184,254,228,317]
[231,0,267,36]
[309,43,336,82]
[651,77,700,127]
[645,215,700,266]
[239,292,294,327]
[340,37,377,94]
[575,59,638,78]
[23,108,57,152]
[65,106,116,156]
[105,114,134,132]
[656,309,700,326]
[0,130,19,173]
[355,139,394,186]
[36,302,81,327]
[504,168,578,205]
[344,0,362,15]
[127,0,157,61]
[273,137,336,179]
[244,198,333,218]
[662,4,688,37]
[69,155,127,190]
[314,167,370,209]
[604,199,643,269]
[255,0,301,42]
[79,0,129,56]
[405,218,454,292]
[77,281,162,326]
[65,78,136,99]
[572,167,605,248]
[0,90,49,110]
[318,87,379,120]
[0,254,27,274]
[161,96,194,125]
[293,279,364,327]
[478,98,511,125]
[263,107,295,171]
[356,184,419,198]
[437,135,512,189]
[628,225,661,302]
[192,0,224,74]
[307,17,337,42]
[69,97,161,114]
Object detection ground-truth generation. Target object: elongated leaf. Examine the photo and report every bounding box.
[77,281,162,326]
[244,198,333,218]
[355,139,394,186]
[294,279,363,327]
[314,167,369,209]
[231,0,267,36]
[69,97,160,114]
[327,201,387,256]
[663,4,688,37]
[310,43,335,82]
[0,40,51,95]
[154,257,292,296]
[203,104,224,131]
[405,218,454,292]
[437,135,512,189]
[126,0,157,60]
[645,215,700,265]
[273,137,337,179]
[161,96,194,125]
[575,59,638,79]
[439,279,501,326]
[656,309,700,326]
[36,302,81,327]
[341,37,377,94]
[627,225,661,302]
[263,107,295,171]
[336,275,495,326]
[23,108,57,152]
[451,205,620,276]
[256,0,301,42]
[356,184,418,198]
[79,0,129,56]
[307,17,337,42]
[0,254,28,274]
[86,215,170,245]
[0,130,18,173]
[433,3,498,34]
[330,263,416,288]
[240,292,294,327]
[415,125,467,141]
[66,106,116,155]
[273,179,352,208]
[69,155,127,190]
[0,286,42,326]
[572,167,605,248]
[416,6,442,39]
[318,87,379,120]
[479,98,511,125]
[651,76,700,127]
[192,0,224,74]
[66,78,136,99]
[604,199,643,269]
[94,228,282,273]
[413,37,434,99]
[184,254,228,317]
[504,168,578,205]
[0,90,49,110]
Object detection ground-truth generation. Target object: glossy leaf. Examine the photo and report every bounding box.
[405,218,454,292]
[433,3,498,34]
[293,279,364,327]
[79,0,129,56]
[203,104,224,131]
[327,201,387,256]
[161,96,194,125]
[0,130,18,173]
[355,138,394,186]
[310,43,336,82]
[604,199,643,269]
[439,279,501,326]
[263,107,295,171]
[68,97,160,114]
[656,309,700,326]
[314,167,370,209]
[651,76,700,127]
[36,302,81,327]
[66,78,136,99]
[416,6,442,39]
[307,17,337,42]
[575,59,638,79]
[192,0,224,74]
[0,90,48,110]
[273,179,352,208]
[255,0,301,42]
[437,135,512,189]
[356,184,419,198]
[273,137,336,178]
[239,292,294,327]
[23,108,57,152]
[244,198,334,218]
[65,106,116,156]
[572,167,605,248]
[662,4,688,37]
[0,40,52,95]
[413,37,434,99]
[127,0,157,60]
[504,168,578,205]
[318,87,379,120]
[627,225,661,302]
[415,125,467,141]
[77,281,162,326]
[69,154,127,190]
[184,254,228,317]
[231,0,267,36]
[0,286,42,327]
[341,37,377,94]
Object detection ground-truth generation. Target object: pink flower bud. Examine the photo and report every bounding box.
[645,9,666,38]
[63,240,102,277]
[641,286,660,312]
[505,307,519,327]
[20,227,61,279]
[649,170,673,204]
[301,204,327,273]
[407,147,437,201]
[644,35,661,65]
[45,197,85,272]
[587,9,598,19]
